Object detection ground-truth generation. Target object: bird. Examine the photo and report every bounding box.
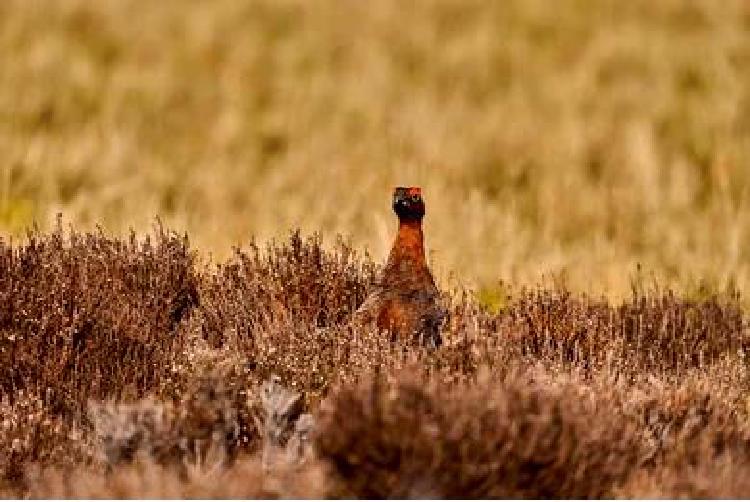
[353,186,446,348]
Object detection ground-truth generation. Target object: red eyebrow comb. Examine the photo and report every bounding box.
[393,187,422,195]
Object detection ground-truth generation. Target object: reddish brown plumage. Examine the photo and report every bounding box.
[354,187,445,347]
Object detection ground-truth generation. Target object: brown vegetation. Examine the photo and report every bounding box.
[2,225,750,498]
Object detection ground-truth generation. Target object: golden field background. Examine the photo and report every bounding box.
[1,0,750,299]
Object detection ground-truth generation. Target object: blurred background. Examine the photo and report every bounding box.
[1,0,749,299]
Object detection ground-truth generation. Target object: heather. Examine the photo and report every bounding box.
[2,226,750,498]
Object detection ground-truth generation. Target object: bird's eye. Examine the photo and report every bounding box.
[411,194,420,202]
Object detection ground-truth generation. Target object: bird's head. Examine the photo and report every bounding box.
[392,186,425,220]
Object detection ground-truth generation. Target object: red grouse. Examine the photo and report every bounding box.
[354,187,445,348]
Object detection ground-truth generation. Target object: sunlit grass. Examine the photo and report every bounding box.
[1,0,749,300]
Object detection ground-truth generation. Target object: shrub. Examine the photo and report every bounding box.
[499,287,747,373]
[315,371,643,498]
[199,231,376,347]
[0,222,198,415]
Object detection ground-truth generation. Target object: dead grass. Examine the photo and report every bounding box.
[1,0,750,299]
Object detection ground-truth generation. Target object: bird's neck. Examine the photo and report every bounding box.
[385,217,427,272]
